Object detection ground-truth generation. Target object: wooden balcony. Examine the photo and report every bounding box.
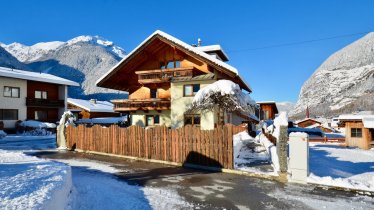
[112,98,171,111]
[26,98,65,108]
[135,67,194,84]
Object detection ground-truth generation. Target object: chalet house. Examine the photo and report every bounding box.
[256,101,278,121]
[338,113,374,150]
[296,118,321,128]
[96,30,253,130]
[0,67,79,130]
[67,98,120,119]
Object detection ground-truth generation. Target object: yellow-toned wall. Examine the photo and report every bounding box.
[131,110,171,127]
[170,80,217,130]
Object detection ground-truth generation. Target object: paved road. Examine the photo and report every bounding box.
[33,151,374,210]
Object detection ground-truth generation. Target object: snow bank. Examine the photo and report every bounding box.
[20,120,56,128]
[257,133,280,172]
[308,144,374,192]
[0,130,6,139]
[272,112,288,139]
[0,150,72,209]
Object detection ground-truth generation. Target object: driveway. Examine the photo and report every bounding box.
[32,151,374,210]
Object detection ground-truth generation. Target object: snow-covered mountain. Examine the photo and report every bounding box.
[0,36,127,100]
[291,32,374,119]
[276,102,295,114]
[0,46,30,70]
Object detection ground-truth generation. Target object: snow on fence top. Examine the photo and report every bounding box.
[0,66,79,86]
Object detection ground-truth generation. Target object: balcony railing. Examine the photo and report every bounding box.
[135,67,194,84]
[111,98,171,111]
[26,98,65,108]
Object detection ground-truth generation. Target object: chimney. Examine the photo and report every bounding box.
[306,105,310,119]
[90,99,97,104]
[198,38,202,47]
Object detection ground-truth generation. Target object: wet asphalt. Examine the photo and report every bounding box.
[31,151,374,210]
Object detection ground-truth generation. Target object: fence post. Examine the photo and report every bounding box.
[288,132,309,183]
[277,125,288,173]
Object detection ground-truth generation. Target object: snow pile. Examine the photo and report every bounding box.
[272,112,288,140]
[191,80,256,114]
[21,128,53,136]
[308,143,374,192]
[234,131,275,175]
[0,130,6,139]
[0,150,72,209]
[257,133,280,172]
[20,120,56,128]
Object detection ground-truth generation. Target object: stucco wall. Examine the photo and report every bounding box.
[170,80,216,130]
[131,110,171,127]
[0,77,27,128]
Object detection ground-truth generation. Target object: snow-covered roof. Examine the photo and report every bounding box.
[339,114,374,128]
[363,117,374,129]
[0,67,79,86]
[195,45,229,61]
[96,30,252,92]
[295,118,321,125]
[77,116,127,124]
[256,101,277,104]
[67,98,115,113]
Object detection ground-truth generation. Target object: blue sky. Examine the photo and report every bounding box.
[1,0,374,102]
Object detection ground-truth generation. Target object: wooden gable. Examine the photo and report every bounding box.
[97,33,250,93]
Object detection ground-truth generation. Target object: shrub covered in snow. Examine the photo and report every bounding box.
[59,111,76,127]
[189,80,256,115]
[0,130,7,139]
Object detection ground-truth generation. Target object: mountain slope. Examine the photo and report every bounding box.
[0,46,30,70]
[0,36,127,100]
[291,32,374,118]
[276,102,295,114]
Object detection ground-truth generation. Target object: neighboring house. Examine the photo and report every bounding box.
[96,30,253,129]
[0,67,79,130]
[256,101,278,121]
[67,98,120,119]
[338,113,374,150]
[296,118,321,128]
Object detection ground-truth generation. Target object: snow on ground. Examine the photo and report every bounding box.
[308,143,374,192]
[59,158,193,210]
[0,149,72,210]
[234,131,277,175]
[0,135,56,151]
[0,135,192,209]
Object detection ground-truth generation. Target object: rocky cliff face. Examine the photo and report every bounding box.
[291,32,374,119]
[0,36,127,100]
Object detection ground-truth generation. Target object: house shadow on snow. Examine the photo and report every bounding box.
[309,145,374,179]
[117,151,222,187]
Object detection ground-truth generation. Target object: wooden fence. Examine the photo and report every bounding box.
[66,124,246,169]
